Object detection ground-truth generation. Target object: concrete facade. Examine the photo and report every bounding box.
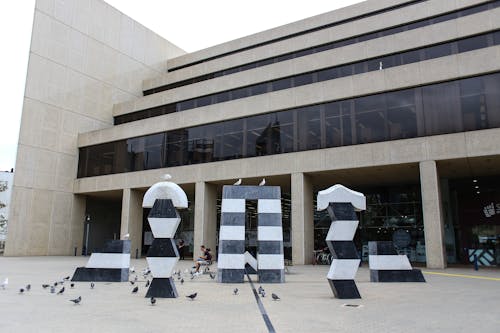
[7,0,500,269]
[4,0,185,256]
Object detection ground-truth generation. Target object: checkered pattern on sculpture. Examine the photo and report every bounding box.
[217,185,284,283]
[142,176,188,298]
[317,184,366,299]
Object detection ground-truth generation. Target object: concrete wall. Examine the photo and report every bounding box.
[5,0,185,256]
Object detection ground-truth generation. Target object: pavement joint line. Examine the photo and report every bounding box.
[422,271,500,281]
[245,270,276,333]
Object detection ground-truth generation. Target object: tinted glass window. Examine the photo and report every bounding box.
[458,34,488,53]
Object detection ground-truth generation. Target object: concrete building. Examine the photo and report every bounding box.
[6,0,500,269]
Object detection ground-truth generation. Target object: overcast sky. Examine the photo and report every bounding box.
[0,0,362,171]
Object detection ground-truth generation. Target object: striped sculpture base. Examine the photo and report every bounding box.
[369,241,425,282]
[72,240,130,282]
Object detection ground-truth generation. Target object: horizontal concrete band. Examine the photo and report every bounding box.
[222,185,281,199]
[85,253,130,269]
[147,217,181,238]
[146,257,179,277]
[257,226,284,241]
[327,259,361,280]
[221,199,246,213]
[219,225,246,241]
[326,220,359,241]
[257,254,285,269]
[217,254,245,269]
[258,199,282,213]
[368,255,412,270]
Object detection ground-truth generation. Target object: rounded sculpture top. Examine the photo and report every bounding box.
[316,184,366,211]
[142,174,188,208]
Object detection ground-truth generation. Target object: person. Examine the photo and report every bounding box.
[193,245,212,274]
[177,239,185,260]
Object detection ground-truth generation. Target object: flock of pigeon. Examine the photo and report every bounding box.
[0,265,281,307]
[1,275,82,304]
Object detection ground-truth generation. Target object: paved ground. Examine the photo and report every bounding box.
[0,256,499,333]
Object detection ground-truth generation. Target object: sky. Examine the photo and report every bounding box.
[0,0,362,172]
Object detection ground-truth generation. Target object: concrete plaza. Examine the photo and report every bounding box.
[0,256,499,332]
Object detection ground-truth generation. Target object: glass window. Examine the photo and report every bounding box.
[317,68,338,82]
[297,105,322,150]
[221,119,244,160]
[458,34,488,53]
[422,82,462,135]
[246,113,272,157]
[293,73,314,87]
[423,43,453,60]
[271,77,292,91]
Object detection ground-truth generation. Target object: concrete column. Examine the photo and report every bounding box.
[69,194,86,256]
[121,188,143,257]
[419,160,447,269]
[291,172,314,265]
[194,182,217,254]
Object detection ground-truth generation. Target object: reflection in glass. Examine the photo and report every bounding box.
[79,72,500,178]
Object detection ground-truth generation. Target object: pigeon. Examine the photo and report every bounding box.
[233,288,239,295]
[134,275,138,282]
[69,296,81,305]
[130,280,135,285]
[272,293,280,301]
[19,288,24,294]
[258,286,264,295]
[150,297,156,306]
[180,278,184,285]
[57,287,65,295]
[42,284,50,289]
[50,286,55,294]
[54,282,58,287]
[145,280,150,288]
[209,272,215,280]
[26,284,31,291]
[1,278,8,289]
[186,292,197,300]
[129,267,135,273]
[70,283,75,288]
[261,290,266,298]
[233,178,242,185]
[259,178,266,186]
[90,282,95,289]
[63,276,70,281]
[132,286,139,293]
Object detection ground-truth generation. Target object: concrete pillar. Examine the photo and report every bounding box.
[194,182,217,255]
[69,194,86,256]
[291,172,314,265]
[121,188,143,257]
[419,160,447,269]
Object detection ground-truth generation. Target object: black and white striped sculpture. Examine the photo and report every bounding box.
[142,175,188,298]
[369,241,425,282]
[217,185,284,283]
[72,240,130,282]
[317,185,366,299]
